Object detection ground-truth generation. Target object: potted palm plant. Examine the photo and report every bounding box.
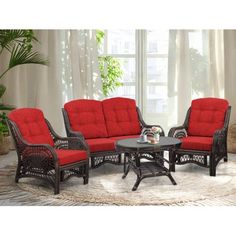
[0,112,11,154]
[0,30,48,154]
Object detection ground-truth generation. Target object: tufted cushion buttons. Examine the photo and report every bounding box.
[188,98,229,137]
[64,99,108,139]
[8,108,54,146]
[102,97,141,137]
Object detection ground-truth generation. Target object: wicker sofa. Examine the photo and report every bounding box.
[62,97,164,168]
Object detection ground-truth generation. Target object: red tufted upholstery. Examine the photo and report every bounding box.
[86,135,140,152]
[102,97,141,137]
[188,98,229,137]
[55,149,87,166]
[180,136,213,151]
[109,135,140,141]
[64,99,108,139]
[8,108,54,146]
[86,138,115,152]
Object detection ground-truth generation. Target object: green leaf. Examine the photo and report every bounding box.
[0,84,6,99]
[0,104,15,110]
[9,44,48,69]
[0,30,37,53]
[0,29,48,80]
[0,112,9,136]
[96,30,105,48]
[98,56,123,96]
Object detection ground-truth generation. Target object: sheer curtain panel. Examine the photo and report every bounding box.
[1,30,102,135]
[167,30,225,128]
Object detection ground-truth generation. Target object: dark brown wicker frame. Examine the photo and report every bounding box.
[7,118,89,194]
[168,106,231,176]
[62,106,165,168]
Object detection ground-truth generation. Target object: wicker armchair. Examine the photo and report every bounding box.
[168,98,231,176]
[8,108,89,194]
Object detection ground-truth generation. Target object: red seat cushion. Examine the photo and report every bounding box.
[64,99,108,139]
[102,97,141,137]
[180,136,213,151]
[109,135,140,141]
[8,108,54,146]
[188,98,229,137]
[86,138,115,152]
[55,149,87,166]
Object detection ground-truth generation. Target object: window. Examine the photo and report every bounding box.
[98,30,169,129]
[145,30,169,127]
[99,30,136,98]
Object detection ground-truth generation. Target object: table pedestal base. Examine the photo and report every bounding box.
[122,153,177,191]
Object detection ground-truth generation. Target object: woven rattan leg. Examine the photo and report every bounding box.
[83,162,89,184]
[132,176,142,191]
[54,167,60,194]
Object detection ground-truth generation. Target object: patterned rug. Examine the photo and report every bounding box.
[1,160,236,206]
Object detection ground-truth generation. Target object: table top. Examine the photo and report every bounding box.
[115,137,181,152]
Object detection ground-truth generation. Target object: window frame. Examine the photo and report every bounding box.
[98,29,169,117]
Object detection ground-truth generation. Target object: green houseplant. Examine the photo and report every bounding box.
[0,30,48,154]
[96,30,123,97]
[0,112,11,154]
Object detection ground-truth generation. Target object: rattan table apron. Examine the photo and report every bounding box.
[116,137,181,191]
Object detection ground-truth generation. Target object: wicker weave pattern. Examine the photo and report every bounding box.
[8,118,89,194]
[62,106,165,168]
[168,106,231,176]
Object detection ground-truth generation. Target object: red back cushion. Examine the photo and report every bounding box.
[8,108,54,146]
[188,98,229,137]
[102,97,141,137]
[64,99,108,139]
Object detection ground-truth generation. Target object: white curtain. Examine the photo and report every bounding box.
[224,30,236,125]
[167,30,225,127]
[1,30,102,135]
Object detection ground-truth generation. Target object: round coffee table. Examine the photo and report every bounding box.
[115,137,181,191]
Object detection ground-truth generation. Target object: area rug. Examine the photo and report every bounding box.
[1,160,236,206]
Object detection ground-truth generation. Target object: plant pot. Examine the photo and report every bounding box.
[228,124,236,153]
[9,135,15,150]
[0,109,15,150]
[0,135,11,155]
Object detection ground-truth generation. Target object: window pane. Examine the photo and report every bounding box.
[109,85,135,99]
[147,30,169,54]
[146,86,168,113]
[109,58,135,98]
[119,58,135,82]
[107,30,135,54]
[147,58,168,83]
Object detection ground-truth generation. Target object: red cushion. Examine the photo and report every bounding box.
[64,99,108,139]
[109,135,140,141]
[180,136,213,151]
[188,98,229,137]
[102,97,141,137]
[8,108,54,146]
[55,149,87,166]
[86,138,115,152]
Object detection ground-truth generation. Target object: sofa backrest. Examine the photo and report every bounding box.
[64,99,108,139]
[8,108,54,146]
[102,97,141,137]
[188,98,229,137]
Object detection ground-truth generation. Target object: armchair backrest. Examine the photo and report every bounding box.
[102,97,141,137]
[8,108,54,146]
[64,99,108,139]
[187,98,229,137]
